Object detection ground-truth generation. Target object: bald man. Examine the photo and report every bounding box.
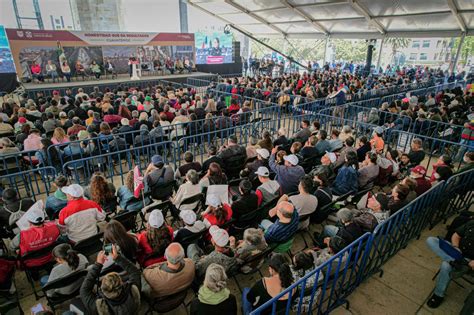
[143,243,195,298]
[260,201,299,244]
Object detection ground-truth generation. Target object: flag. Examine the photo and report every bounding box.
[133,166,144,198]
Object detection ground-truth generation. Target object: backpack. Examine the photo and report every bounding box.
[4,200,25,234]
[353,211,378,232]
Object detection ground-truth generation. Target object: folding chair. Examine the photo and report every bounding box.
[41,269,88,312]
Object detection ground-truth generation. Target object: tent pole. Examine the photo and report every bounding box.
[376,38,384,71]
[451,33,465,74]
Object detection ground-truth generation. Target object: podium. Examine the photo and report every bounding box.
[131,61,140,80]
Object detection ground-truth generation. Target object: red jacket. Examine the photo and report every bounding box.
[137,225,174,267]
[414,177,432,196]
[20,222,60,268]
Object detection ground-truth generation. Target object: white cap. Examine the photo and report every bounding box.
[209,225,229,247]
[180,210,196,225]
[206,194,221,208]
[121,118,129,126]
[26,200,45,224]
[326,151,337,164]
[255,166,270,177]
[283,154,299,166]
[256,148,270,159]
[62,184,84,198]
[148,210,164,228]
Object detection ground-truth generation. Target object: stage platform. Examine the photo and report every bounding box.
[22,71,216,98]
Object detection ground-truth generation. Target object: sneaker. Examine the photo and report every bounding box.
[427,294,444,308]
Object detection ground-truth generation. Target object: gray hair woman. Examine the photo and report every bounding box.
[171,169,202,213]
[229,228,268,273]
[191,263,237,314]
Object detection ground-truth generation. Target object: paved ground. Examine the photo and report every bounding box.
[11,214,472,315]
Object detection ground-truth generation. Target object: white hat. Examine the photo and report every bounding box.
[256,148,270,159]
[209,225,229,247]
[374,126,384,135]
[148,210,164,228]
[255,166,270,177]
[121,118,129,126]
[180,210,196,225]
[62,184,84,198]
[25,200,45,224]
[283,154,299,166]
[206,194,221,208]
[326,151,337,164]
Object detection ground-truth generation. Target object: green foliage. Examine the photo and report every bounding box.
[452,36,474,63]
[332,39,368,63]
[384,37,410,60]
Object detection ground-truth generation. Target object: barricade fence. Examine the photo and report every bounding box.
[0,167,57,201]
[251,169,474,314]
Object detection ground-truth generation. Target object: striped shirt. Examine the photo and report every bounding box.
[264,210,299,244]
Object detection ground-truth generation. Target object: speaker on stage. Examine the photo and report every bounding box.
[233,41,241,61]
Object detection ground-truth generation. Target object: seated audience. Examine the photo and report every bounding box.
[231,180,258,220]
[315,130,331,156]
[202,195,233,228]
[261,201,299,244]
[243,253,295,314]
[143,243,195,298]
[191,263,237,314]
[117,171,147,212]
[410,165,432,195]
[0,188,34,235]
[45,175,68,219]
[103,220,138,262]
[229,228,268,273]
[59,184,106,243]
[175,151,202,180]
[408,138,425,166]
[331,151,359,196]
[356,136,371,162]
[84,173,117,213]
[41,243,88,297]
[174,210,206,249]
[202,145,223,173]
[269,148,305,194]
[80,244,141,314]
[171,169,202,214]
[255,166,281,206]
[358,152,380,188]
[283,175,317,230]
[137,210,174,267]
[300,136,319,160]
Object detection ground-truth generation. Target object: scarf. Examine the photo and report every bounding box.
[198,286,230,305]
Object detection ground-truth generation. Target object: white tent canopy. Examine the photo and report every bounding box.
[187,0,474,39]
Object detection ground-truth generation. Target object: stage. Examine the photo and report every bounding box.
[22,71,217,99]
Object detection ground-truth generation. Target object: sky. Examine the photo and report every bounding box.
[0,0,227,32]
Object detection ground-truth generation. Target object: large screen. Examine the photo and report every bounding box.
[0,25,16,74]
[195,31,233,65]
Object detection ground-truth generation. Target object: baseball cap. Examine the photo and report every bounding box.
[326,152,337,164]
[151,155,163,166]
[148,210,164,228]
[59,111,67,118]
[18,117,27,124]
[283,154,299,166]
[25,200,45,224]
[255,166,270,177]
[206,194,221,208]
[180,210,196,225]
[374,126,384,135]
[121,118,129,126]
[256,148,270,159]
[209,225,229,247]
[53,90,59,95]
[411,165,427,175]
[62,184,84,198]
[145,96,152,101]
[374,193,390,210]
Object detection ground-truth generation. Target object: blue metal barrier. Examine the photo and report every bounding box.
[0,167,57,201]
[249,233,373,315]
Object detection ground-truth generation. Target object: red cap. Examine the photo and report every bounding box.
[411,165,426,175]
[53,90,59,95]
[18,117,27,123]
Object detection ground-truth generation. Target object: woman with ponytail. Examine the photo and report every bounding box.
[41,243,88,297]
[242,253,295,314]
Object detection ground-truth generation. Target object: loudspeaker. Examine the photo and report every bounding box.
[233,41,241,59]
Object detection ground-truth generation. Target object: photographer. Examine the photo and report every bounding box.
[80,244,141,314]
[426,220,474,308]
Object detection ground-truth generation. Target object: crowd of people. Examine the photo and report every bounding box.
[0,67,473,314]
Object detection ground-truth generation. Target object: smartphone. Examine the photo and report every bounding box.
[103,243,113,255]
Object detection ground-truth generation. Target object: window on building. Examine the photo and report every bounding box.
[434,53,438,60]
[422,40,430,48]
[436,40,441,48]
[412,40,420,48]
[410,53,417,60]
[420,53,428,60]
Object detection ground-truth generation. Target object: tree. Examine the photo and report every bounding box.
[452,36,474,64]
[385,37,410,64]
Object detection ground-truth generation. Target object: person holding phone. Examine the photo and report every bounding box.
[80,244,141,314]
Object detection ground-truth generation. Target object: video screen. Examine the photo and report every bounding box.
[0,25,16,74]
[195,31,233,65]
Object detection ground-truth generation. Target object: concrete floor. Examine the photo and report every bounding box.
[10,216,472,315]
